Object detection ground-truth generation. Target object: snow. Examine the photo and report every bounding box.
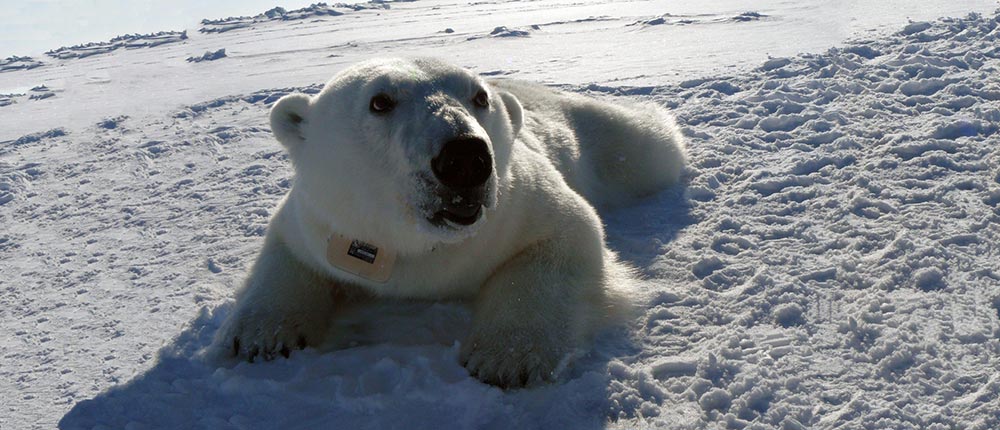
[0,56,44,73]
[2,1,1000,429]
[198,2,388,33]
[44,31,190,60]
[187,49,228,63]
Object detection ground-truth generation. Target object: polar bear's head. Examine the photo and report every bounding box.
[269,58,523,253]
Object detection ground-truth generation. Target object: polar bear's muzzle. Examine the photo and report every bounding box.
[427,136,493,227]
[431,136,492,188]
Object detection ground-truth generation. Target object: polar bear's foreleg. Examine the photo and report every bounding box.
[213,235,334,362]
[460,236,604,388]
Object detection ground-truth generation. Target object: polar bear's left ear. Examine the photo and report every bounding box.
[498,90,523,138]
[270,93,312,148]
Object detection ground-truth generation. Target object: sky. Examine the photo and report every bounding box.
[1,0,320,57]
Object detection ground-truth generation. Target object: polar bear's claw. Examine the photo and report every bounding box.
[460,338,560,389]
[214,301,324,364]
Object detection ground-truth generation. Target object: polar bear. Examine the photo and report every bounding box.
[213,58,686,388]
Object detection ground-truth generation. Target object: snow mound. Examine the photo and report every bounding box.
[97,115,129,130]
[1,55,44,72]
[172,84,324,119]
[199,2,388,33]
[44,31,188,60]
[464,26,533,41]
[187,48,227,63]
[0,85,59,108]
[2,127,67,148]
[731,11,766,22]
[27,85,55,101]
[632,11,767,27]
[489,26,531,37]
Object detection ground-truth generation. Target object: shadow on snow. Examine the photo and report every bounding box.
[59,182,686,430]
[59,299,637,430]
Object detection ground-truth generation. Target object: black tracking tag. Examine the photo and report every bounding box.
[327,234,396,283]
[347,240,378,264]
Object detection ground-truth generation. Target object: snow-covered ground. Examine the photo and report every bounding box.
[2,1,1000,429]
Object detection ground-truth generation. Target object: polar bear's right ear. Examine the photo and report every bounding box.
[270,93,312,148]
[498,90,523,138]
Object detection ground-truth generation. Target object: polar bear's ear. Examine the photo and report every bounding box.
[498,90,523,138]
[270,93,312,148]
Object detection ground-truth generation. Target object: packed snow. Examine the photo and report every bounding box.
[2,1,1000,429]
[44,31,190,60]
[0,56,44,73]
[198,2,390,34]
[187,49,228,63]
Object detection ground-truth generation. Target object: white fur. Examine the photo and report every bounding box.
[213,58,686,387]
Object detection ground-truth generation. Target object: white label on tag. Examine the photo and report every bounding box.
[326,234,396,283]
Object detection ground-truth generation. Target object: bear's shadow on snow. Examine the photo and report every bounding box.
[59,187,687,429]
[59,299,642,429]
[601,184,693,273]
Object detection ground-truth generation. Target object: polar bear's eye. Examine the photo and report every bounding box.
[369,93,395,114]
[473,90,489,108]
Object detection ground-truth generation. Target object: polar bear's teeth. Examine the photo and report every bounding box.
[427,202,484,228]
[437,205,483,226]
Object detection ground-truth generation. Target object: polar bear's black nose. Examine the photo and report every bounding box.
[432,137,492,189]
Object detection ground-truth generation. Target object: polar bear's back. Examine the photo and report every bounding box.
[490,79,686,208]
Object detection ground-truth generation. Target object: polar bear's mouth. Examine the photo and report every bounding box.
[429,204,483,227]
[425,184,487,228]
[416,167,491,229]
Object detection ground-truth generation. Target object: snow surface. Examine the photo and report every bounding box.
[43,31,190,60]
[2,1,1000,429]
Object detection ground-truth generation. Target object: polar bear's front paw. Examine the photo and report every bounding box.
[459,333,567,389]
[215,305,327,363]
